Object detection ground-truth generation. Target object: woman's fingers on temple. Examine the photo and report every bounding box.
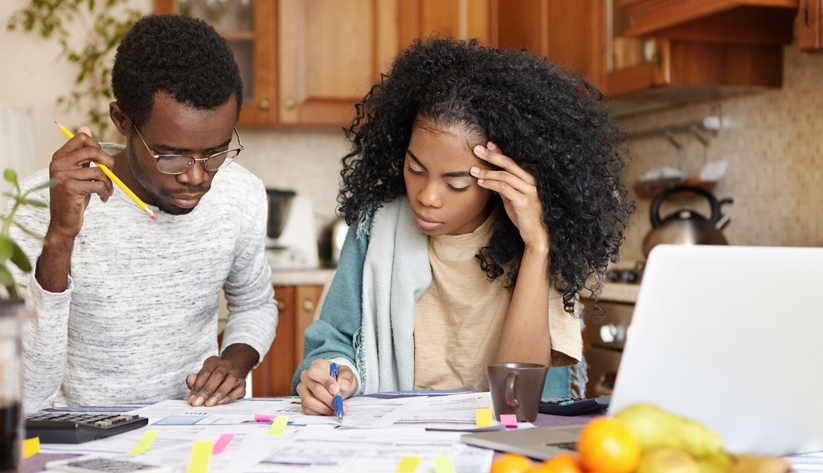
[473,142,536,185]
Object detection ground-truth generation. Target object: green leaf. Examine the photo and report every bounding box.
[26,178,58,192]
[20,199,48,208]
[0,265,16,289]
[3,169,18,186]
[0,236,13,262]
[9,240,31,273]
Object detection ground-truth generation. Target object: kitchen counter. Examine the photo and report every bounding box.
[270,267,335,286]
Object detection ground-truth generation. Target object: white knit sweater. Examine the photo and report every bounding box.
[8,145,278,413]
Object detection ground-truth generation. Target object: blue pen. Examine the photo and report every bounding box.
[329,362,344,422]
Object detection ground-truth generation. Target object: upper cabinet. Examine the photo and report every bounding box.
[155,0,277,126]
[799,0,823,51]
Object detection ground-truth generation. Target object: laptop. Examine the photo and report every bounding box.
[462,245,823,458]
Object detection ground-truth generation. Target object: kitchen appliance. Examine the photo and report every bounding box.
[265,189,319,270]
[641,185,733,258]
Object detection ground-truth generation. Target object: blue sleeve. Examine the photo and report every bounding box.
[292,222,368,394]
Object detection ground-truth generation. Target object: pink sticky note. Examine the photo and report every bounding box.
[500,414,518,428]
[254,413,277,422]
[212,434,235,454]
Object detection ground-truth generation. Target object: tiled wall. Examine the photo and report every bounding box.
[615,44,823,264]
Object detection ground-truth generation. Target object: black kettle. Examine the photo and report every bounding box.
[642,186,733,258]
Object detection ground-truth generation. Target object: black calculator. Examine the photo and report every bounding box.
[26,413,149,444]
[539,395,610,416]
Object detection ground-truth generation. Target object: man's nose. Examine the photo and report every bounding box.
[177,159,210,186]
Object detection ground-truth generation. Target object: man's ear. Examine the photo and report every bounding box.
[109,102,129,136]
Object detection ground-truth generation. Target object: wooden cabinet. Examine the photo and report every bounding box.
[799,0,823,51]
[154,0,277,126]
[251,284,323,397]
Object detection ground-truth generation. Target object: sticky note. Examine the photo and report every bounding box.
[433,455,457,473]
[187,440,214,473]
[500,414,518,428]
[268,416,288,435]
[396,456,420,472]
[127,429,159,456]
[475,408,493,428]
[22,437,39,459]
[212,433,235,454]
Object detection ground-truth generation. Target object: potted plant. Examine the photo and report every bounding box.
[0,169,55,471]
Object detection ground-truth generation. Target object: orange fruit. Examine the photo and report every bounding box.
[490,453,534,473]
[525,465,560,473]
[537,453,583,473]
[577,416,641,473]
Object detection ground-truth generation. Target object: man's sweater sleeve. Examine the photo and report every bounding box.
[219,180,278,365]
[5,174,72,413]
[292,222,367,394]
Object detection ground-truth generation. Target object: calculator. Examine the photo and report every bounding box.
[538,395,610,416]
[26,413,149,444]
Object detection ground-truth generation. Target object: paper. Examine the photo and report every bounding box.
[268,417,288,435]
[187,440,213,473]
[499,414,518,428]
[396,456,420,472]
[475,409,493,428]
[212,433,235,454]
[127,429,158,455]
[396,393,506,431]
[22,437,39,459]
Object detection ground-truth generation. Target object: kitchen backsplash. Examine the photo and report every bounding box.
[614,43,823,263]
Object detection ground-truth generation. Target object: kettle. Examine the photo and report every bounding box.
[642,186,733,258]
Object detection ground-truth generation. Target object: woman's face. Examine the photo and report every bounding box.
[404,122,495,236]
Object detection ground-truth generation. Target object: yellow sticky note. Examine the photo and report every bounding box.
[187,440,214,473]
[127,429,159,456]
[22,437,39,459]
[396,456,420,472]
[268,416,288,435]
[433,455,457,473]
[476,408,493,428]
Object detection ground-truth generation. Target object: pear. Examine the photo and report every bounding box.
[614,404,724,458]
[727,454,791,473]
[636,448,700,473]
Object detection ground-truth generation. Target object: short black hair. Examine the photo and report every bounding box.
[111,14,243,127]
[340,37,633,313]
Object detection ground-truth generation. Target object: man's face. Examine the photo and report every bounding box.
[125,92,239,215]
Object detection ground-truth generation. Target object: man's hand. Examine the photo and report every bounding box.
[186,343,258,407]
[296,359,358,416]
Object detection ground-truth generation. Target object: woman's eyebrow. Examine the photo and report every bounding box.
[407,149,472,177]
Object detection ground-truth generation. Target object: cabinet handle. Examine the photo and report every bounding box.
[259,98,270,111]
[276,300,286,311]
[284,96,297,110]
[302,299,315,312]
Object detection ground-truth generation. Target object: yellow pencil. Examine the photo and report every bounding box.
[55,121,157,220]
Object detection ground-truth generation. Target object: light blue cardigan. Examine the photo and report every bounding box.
[292,198,578,396]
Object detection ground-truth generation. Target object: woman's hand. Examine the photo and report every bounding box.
[296,359,358,416]
[471,142,549,252]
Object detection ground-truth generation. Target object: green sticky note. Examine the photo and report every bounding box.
[127,430,159,456]
[268,416,288,435]
[476,408,493,428]
[396,456,420,472]
[433,455,457,473]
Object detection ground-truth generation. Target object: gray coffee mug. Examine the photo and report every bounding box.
[487,362,549,422]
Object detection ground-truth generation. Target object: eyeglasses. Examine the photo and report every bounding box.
[132,125,243,175]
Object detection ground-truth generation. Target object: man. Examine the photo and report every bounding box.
[11,15,278,413]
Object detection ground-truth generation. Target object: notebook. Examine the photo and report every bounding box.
[608,244,823,456]
[462,245,823,458]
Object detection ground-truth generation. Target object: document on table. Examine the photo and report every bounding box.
[395,392,521,431]
[126,396,429,429]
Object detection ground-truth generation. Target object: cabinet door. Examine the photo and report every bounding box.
[252,285,295,397]
[293,285,324,364]
[799,0,823,51]
[278,0,400,125]
[399,0,491,47]
[154,0,277,126]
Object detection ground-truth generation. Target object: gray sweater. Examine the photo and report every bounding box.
[9,146,277,413]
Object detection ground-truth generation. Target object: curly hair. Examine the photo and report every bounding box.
[111,14,243,127]
[339,37,633,314]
